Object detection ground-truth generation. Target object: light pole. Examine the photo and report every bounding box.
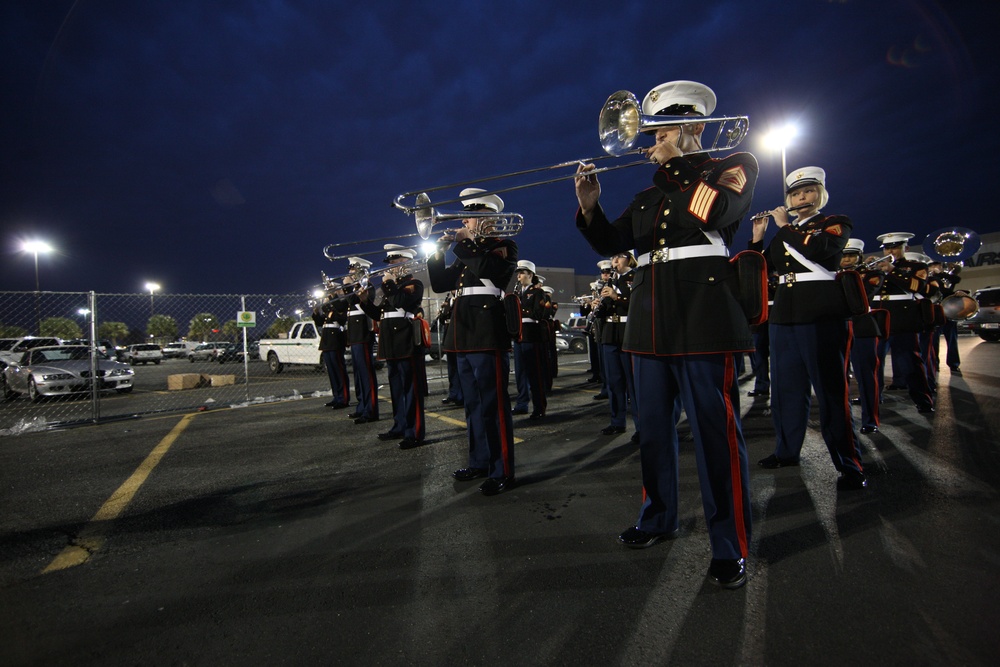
[762,123,799,194]
[144,282,161,317]
[22,240,53,335]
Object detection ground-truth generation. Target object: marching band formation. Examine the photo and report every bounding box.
[310,79,979,590]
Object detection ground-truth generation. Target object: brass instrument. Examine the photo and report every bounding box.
[922,226,981,263]
[411,192,524,240]
[393,89,749,212]
[857,254,895,272]
[941,292,979,320]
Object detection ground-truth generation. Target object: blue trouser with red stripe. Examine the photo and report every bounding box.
[321,349,350,407]
[770,320,863,473]
[457,351,515,479]
[351,341,379,419]
[514,341,546,416]
[602,344,637,430]
[850,336,881,430]
[632,353,751,560]
[388,356,424,441]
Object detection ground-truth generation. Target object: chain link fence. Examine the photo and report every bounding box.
[0,291,448,435]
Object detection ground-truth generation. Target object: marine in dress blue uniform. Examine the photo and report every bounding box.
[751,166,866,490]
[841,240,886,434]
[928,261,964,372]
[513,262,548,420]
[344,257,380,424]
[427,188,518,496]
[594,252,639,437]
[313,282,350,409]
[575,80,756,589]
[359,245,426,448]
[871,233,936,413]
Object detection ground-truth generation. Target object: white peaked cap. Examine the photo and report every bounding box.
[786,166,826,192]
[877,232,915,247]
[347,256,372,268]
[460,187,504,213]
[516,260,536,273]
[844,239,865,254]
[641,80,717,117]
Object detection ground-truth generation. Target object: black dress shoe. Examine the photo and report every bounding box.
[860,425,878,434]
[354,416,379,424]
[949,366,961,374]
[398,438,423,450]
[917,405,935,414]
[378,430,403,441]
[837,468,868,490]
[347,411,363,419]
[480,476,515,496]
[586,376,600,383]
[512,407,529,415]
[601,425,626,435]
[747,390,769,397]
[453,467,488,481]
[887,384,906,391]
[618,526,678,549]
[708,558,747,589]
[441,397,456,405]
[528,412,544,420]
[758,454,799,469]
[593,393,608,400]
[325,400,349,408]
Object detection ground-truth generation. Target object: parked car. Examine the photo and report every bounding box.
[188,342,229,362]
[126,343,163,365]
[162,341,199,359]
[0,337,63,365]
[556,328,588,353]
[2,345,134,402]
[967,286,1000,342]
[563,316,589,331]
[217,341,260,363]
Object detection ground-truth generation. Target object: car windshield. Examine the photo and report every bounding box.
[0,340,16,351]
[35,347,91,362]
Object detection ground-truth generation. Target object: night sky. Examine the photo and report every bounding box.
[2,0,996,297]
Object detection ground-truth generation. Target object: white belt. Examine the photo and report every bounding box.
[322,323,343,330]
[777,273,835,285]
[605,316,627,323]
[637,245,730,266]
[349,307,365,316]
[521,318,537,323]
[459,286,503,298]
[877,294,917,301]
[382,309,414,319]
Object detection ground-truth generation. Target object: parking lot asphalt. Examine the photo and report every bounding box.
[1,340,999,666]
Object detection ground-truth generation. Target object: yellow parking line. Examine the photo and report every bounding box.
[41,413,196,574]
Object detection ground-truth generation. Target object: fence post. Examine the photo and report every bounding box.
[89,291,100,423]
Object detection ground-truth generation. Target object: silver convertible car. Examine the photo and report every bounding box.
[2,345,135,402]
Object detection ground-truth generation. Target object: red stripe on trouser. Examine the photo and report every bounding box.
[842,322,863,470]
[723,354,749,558]
[364,348,378,416]
[495,352,513,477]
[411,356,423,439]
[337,356,349,404]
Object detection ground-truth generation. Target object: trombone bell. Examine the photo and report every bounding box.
[412,192,524,239]
[598,90,750,156]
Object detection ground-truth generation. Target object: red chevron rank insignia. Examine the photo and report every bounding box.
[716,165,747,194]
[826,224,845,236]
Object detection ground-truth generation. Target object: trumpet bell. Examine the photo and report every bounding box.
[923,227,981,263]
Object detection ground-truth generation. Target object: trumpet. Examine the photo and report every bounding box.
[749,203,815,222]
[393,89,749,212]
[855,254,896,272]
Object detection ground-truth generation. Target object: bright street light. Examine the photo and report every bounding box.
[22,240,53,292]
[145,281,161,316]
[761,123,799,192]
[22,240,53,335]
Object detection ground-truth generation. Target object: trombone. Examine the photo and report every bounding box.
[393,89,749,212]
[410,192,524,239]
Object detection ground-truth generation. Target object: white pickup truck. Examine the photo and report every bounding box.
[258,321,322,373]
